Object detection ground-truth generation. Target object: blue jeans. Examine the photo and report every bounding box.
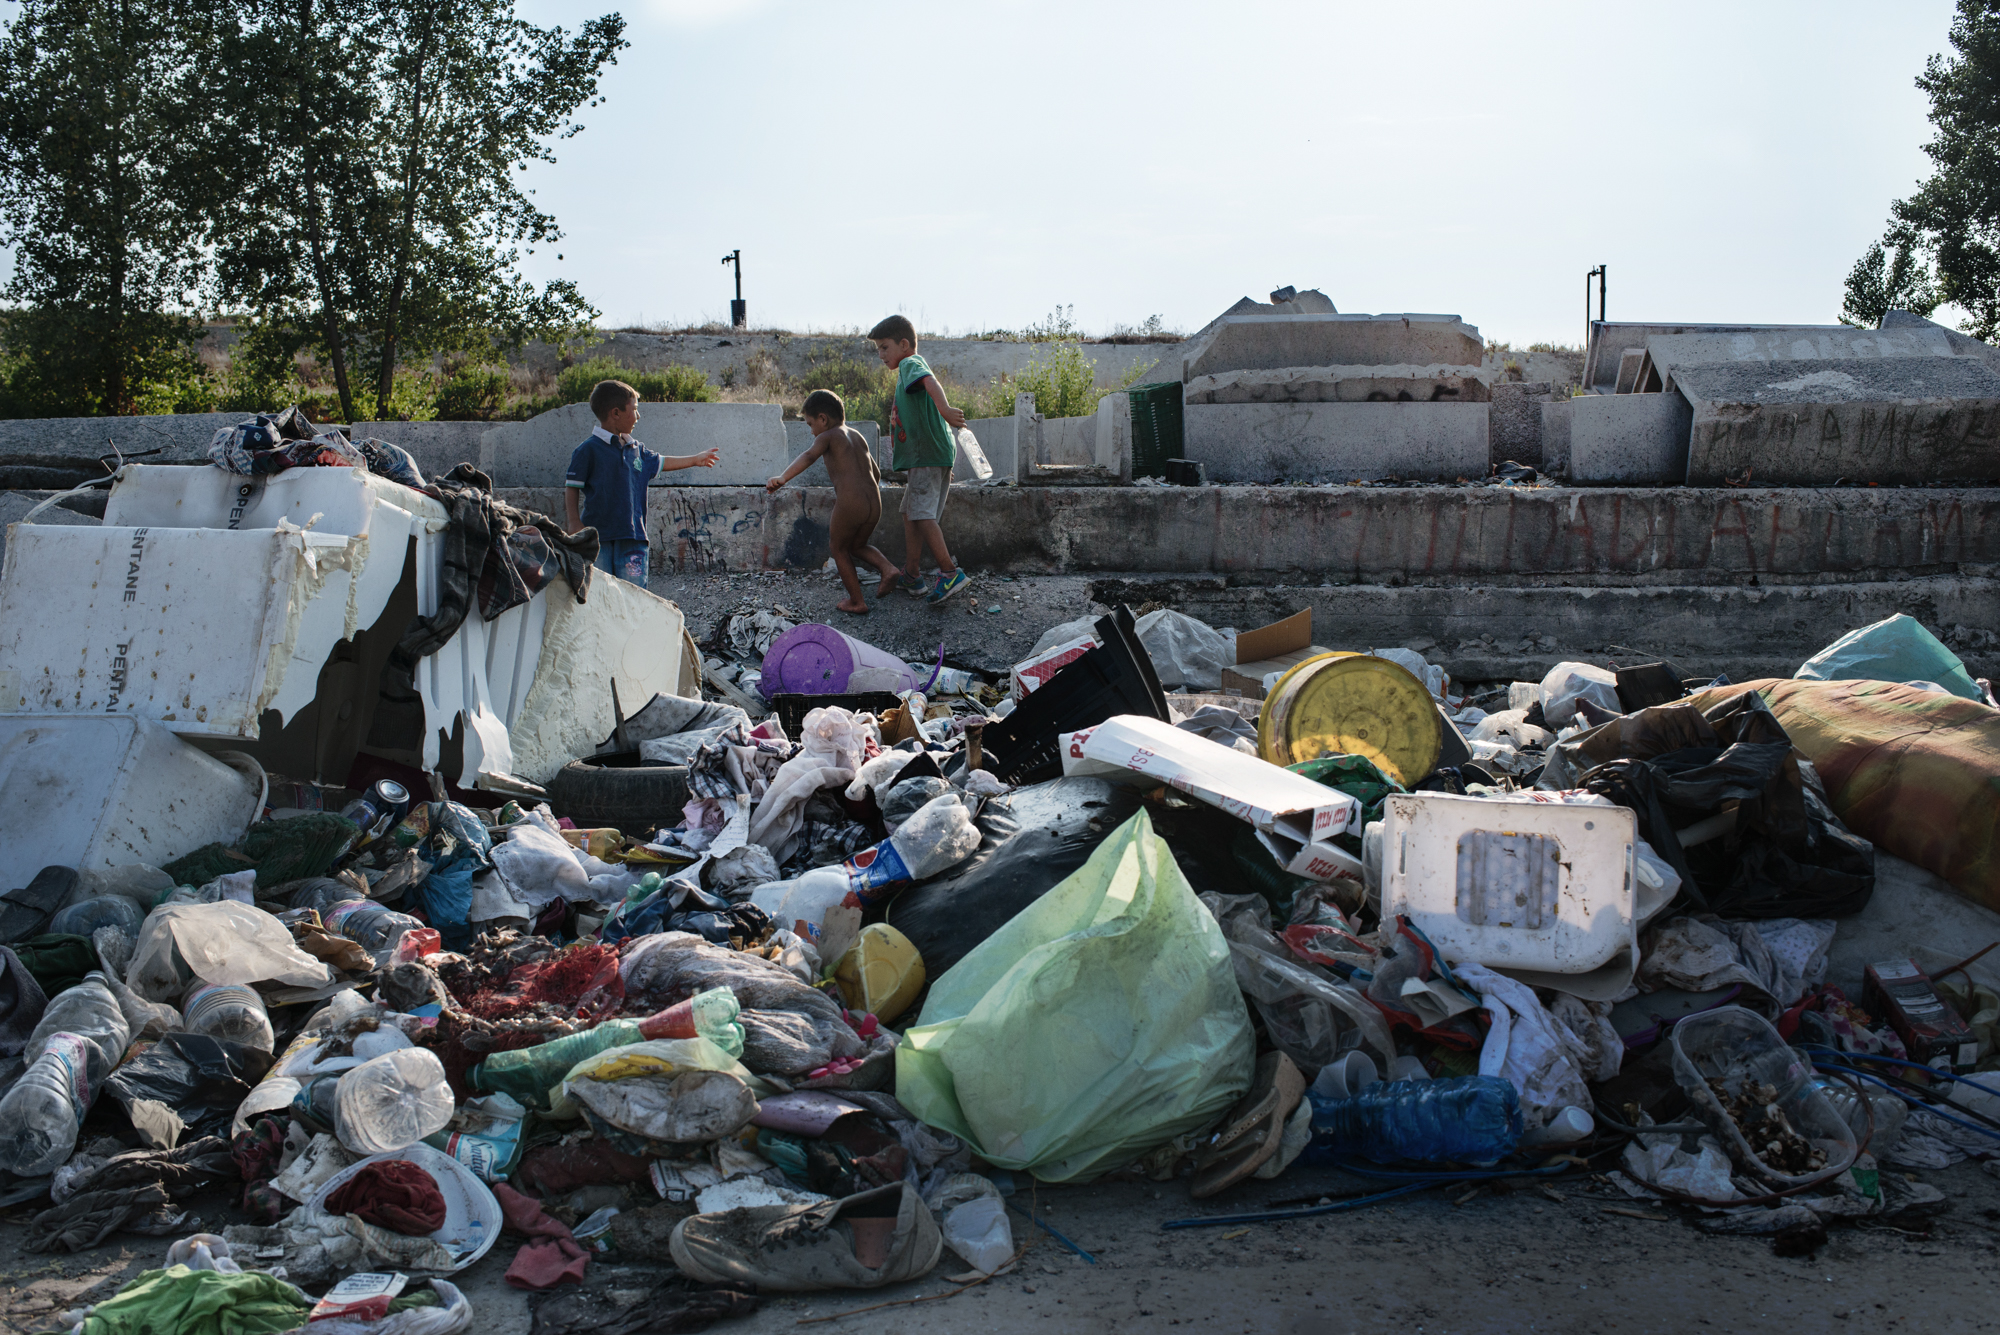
[594,539,649,589]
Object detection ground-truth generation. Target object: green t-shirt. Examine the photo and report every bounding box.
[892,353,957,471]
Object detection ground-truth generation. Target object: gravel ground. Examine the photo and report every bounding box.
[4,1159,1998,1334]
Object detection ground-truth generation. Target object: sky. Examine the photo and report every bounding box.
[506,0,1963,346]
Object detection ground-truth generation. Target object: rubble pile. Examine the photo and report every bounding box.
[0,408,1998,1330]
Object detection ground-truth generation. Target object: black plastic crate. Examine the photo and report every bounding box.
[1126,381,1185,480]
[768,691,901,738]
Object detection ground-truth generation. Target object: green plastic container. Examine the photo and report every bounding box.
[1126,381,1185,480]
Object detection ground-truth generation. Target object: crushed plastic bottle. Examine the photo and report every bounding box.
[844,793,981,904]
[1306,1074,1523,1164]
[334,1047,455,1155]
[470,988,744,1107]
[182,982,275,1052]
[0,974,133,1174]
[48,895,147,942]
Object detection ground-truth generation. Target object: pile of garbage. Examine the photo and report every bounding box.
[3,592,1998,1330]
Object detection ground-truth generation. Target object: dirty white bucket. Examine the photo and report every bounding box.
[1379,792,1636,976]
[307,1140,501,1275]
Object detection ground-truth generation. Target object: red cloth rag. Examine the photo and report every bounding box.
[323,1159,448,1236]
[494,1181,589,1290]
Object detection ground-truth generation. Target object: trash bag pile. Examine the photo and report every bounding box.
[4,602,1997,1324]
[208,404,427,489]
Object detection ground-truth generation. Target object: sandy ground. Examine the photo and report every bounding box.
[3,1158,1999,1335]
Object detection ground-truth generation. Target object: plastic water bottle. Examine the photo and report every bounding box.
[334,1047,455,1155]
[1305,1075,1523,1164]
[842,794,981,905]
[48,895,147,941]
[322,900,427,964]
[291,878,367,914]
[0,973,133,1174]
[182,982,275,1052]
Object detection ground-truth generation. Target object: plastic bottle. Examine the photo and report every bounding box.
[322,900,427,963]
[0,974,133,1174]
[1815,1076,1909,1149]
[291,878,367,914]
[470,988,744,1107]
[843,794,981,904]
[1305,1075,1523,1164]
[75,864,176,909]
[48,895,147,941]
[182,982,275,1052]
[333,1047,455,1155]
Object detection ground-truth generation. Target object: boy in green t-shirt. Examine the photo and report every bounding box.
[870,314,970,605]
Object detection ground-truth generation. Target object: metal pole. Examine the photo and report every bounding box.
[721,249,745,328]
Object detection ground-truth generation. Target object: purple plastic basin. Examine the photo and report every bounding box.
[760,624,917,695]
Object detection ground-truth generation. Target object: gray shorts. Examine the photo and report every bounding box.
[900,466,951,522]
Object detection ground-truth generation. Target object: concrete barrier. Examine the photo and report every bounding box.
[1184,402,1488,482]
[1184,314,1484,381]
[480,401,795,488]
[351,420,488,481]
[1569,392,1693,484]
[491,482,2000,584]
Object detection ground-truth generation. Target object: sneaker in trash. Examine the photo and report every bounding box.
[926,568,972,606]
[668,1181,943,1292]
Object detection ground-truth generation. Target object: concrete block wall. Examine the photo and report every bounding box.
[1568,392,1693,484]
[480,401,798,488]
[1183,401,1489,483]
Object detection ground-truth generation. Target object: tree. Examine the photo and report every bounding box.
[1852,0,2000,339]
[0,0,220,415]
[206,0,624,422]
[1840,234,1941,328]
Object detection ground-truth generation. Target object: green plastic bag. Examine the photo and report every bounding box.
[1794,613,1982,701]
[895,808,1254,1183]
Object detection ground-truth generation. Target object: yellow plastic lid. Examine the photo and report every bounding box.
[1257,652,1442,785]
[833,922,927,1025]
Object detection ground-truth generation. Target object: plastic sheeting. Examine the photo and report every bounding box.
[1793,613,1982,701]
[896,809,1254,1182]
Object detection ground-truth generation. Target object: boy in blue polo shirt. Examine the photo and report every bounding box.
[562,378,719,588]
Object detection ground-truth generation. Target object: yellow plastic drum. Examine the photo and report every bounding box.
[1258,652,1442,786]
[834,923,927,1024]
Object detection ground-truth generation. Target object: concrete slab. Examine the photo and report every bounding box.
[479,400,793,487]
[1185,364,1492,404]
[1183,401,1488,482]
[351,420,488,481]
[1540,397,1573,476]
[1644,325,1971,377]
[1678,357,2000,485]
[1568,390,1693,484]
[488,481,2000,589]
[1583,322,1847,393]
[1182,314,1484,381]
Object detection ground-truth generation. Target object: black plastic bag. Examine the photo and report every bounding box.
[101,1033,274,1142]
[1582,690,1874,919]
[883,777,1143,977]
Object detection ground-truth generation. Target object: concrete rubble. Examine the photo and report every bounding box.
[0,288,1997,1330]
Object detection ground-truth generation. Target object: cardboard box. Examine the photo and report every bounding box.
[1222,608,1332,700]
[1060,713,1362,884]
[1865,958,1979,1071]
[1011,634,1097,700]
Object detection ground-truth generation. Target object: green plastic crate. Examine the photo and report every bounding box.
[1125,381,1184,479]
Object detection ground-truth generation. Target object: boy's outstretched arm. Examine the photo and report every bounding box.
[766,436,828,493]
[919,375,967,429]
[563,486,583,535]
[661,448,722,471]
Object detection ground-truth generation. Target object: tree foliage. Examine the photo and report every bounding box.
[1840,236,1942,329]
[0,0,222,415]
[1851,0,2000,337]
[0,0,625,419]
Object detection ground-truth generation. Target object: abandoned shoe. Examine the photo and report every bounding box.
[1189,1051,1305,1199]
[668,1181,943,1292]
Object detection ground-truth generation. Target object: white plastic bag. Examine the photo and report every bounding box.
[490,820,592,908]
[1540,662,1621,728]
[127,901,332,1002]
[1133,609,1234,690]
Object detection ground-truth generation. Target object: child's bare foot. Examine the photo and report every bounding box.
[835,596,869,614]
[874,571,900,597]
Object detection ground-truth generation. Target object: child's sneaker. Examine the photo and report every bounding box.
[927,569,972,605]
[900,571,928,596]
[668,1182,943,1292]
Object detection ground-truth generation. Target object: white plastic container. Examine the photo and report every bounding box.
[0,714,263,890]
[1379,791,1637,976]
[307,1140,501,1275]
